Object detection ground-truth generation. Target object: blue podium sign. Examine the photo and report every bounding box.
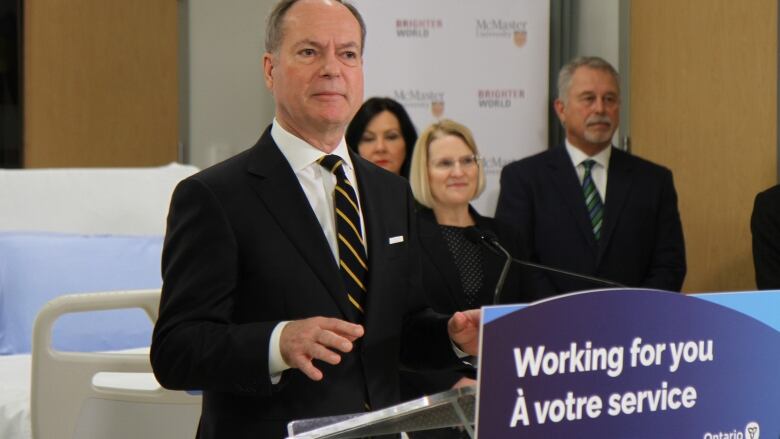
[476,289,780,438]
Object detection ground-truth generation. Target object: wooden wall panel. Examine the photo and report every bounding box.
[24,0,178,167]
[630,0,777,292]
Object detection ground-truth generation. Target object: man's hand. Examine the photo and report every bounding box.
[452,376,477,389]
[448,309,481,356]
[280,317,364,381]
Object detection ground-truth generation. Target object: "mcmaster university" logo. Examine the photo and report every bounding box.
[476,18,527,43]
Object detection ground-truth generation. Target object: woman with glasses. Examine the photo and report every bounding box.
[404,120,532,418]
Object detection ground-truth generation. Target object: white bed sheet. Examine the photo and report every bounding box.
[0,354,31,439]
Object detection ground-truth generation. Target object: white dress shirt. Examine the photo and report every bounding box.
[565,140,611,202]
[271,119,366,257]
[267,119,367,379]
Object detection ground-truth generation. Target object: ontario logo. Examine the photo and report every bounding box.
[396,18,443,38]
[476,18,528,47]
[745,421,759,439]
[702,421,759,439]
[477,89,525,109]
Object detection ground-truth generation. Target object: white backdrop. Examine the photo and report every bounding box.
[352,1,550,214]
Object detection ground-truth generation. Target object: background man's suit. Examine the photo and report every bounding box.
[752,184,780,289]
[151,128,458,439]
[495,146,686,298]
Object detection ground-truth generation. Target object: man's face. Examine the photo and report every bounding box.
[263,0,364,144]
[554,66,620,155]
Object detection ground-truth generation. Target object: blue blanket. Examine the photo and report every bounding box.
[0,232,163,354]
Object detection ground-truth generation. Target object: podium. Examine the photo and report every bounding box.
[286,386,476,438]
[290,290,780,437]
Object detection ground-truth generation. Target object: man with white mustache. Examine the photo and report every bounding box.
[495,56,686,297]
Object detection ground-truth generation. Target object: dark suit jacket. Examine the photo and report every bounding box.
[752,184,780,289]
[150,127,459,439]
[495,146,686,298]
[400,206,533,398]
[416,206,532,312]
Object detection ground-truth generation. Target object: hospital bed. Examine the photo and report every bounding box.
[0,164,200,438]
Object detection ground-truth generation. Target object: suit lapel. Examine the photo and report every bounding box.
[598,148,633,264]
[245,130,356,322]
[418,208,469,310]
[546,147,599,256]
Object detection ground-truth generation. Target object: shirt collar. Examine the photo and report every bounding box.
[565,139,612,170]
[271,118,355,173]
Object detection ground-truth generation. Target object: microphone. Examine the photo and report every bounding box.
[463,227,625,300]
[463,227,512,304]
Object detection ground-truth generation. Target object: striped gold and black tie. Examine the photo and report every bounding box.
[318,154,368,323]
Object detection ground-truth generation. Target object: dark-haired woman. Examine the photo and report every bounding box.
[346,97,417,177]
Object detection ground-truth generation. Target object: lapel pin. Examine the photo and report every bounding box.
[388,236,404,245]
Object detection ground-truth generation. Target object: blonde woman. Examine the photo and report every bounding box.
[403,119,532,408]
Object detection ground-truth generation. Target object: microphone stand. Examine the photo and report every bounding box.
[463,227,625,300]
[504,255,625,288]
[492,242,513,305]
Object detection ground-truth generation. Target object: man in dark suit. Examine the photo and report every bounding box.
[495,56,686,298]
[752,184,780,289]
[150,1,480,438]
